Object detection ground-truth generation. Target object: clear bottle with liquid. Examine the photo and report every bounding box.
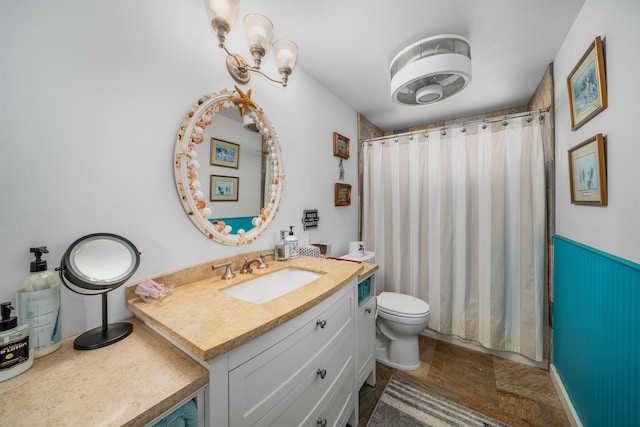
[16,247,61,358]
[275,230,290,261]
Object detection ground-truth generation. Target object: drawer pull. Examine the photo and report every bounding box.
[316,368,327,379]
[316,319,327,328]
[317,417,327,427]
[365,307,372,314]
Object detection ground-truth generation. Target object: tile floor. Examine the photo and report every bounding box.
[357,335,570,427]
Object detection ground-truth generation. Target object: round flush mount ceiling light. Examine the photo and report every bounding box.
[390,34,472,105]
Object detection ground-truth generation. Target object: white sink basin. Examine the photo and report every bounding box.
[222,268,325,304]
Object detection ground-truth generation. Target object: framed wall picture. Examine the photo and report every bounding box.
[335,183,351,206]
[568,133,607,205]
[210,175,239,201]
[211,138,240,168]
[333,132,350,159]
[567,36,607,131]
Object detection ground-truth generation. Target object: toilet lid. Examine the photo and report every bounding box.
[377,292,430,317]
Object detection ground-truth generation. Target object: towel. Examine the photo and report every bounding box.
[153,399,198,427]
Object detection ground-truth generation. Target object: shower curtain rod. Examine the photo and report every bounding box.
[362,106,550,144]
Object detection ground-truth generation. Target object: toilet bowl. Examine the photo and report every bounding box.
[375,292,430,370]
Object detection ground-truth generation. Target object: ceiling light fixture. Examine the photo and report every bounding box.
[205,0,299,87]
[390,34,472,105]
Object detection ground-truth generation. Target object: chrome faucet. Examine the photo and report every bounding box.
[240,252,274,274]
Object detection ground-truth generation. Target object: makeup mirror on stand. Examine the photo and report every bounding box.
[57,233,141,350]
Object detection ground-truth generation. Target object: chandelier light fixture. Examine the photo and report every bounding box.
[205,0,299,87]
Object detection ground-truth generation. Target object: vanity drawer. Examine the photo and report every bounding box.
[260,330,354,426]
[228,292,352,426]
[308,368,355,427]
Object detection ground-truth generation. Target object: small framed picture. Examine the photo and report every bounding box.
[335,183,351,206]
[333,132,350,159]
[211,138,240,168]
[567,36,607,131]
[568,133,607,206]
[210,175,239,202]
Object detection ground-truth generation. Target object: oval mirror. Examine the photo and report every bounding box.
[174,88,284,245]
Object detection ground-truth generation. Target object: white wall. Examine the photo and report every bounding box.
[0,1,359,338]
[554,0,640,263]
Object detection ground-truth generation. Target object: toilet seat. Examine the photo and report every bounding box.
[377,292,431,318]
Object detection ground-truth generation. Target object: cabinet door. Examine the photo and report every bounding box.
[356,296,376,389]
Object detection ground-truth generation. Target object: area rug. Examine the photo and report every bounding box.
[366,375,511,427]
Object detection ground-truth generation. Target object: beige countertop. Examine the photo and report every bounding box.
[126,255,371,362]
[0,318,208,427]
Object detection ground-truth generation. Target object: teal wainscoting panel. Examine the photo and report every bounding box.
[553,235,640,427]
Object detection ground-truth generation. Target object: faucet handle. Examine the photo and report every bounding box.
[212,262,236,280]
[257,252,274,269]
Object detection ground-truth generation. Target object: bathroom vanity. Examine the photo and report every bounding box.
[126,254,370,427]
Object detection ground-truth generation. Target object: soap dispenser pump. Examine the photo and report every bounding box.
[16,246,62,358]
[0,302,34,382]
[286,226,299,258]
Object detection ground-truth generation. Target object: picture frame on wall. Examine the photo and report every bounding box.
[210,175,239,202]
[335,183,351,206]
[568,133,607,206]
[333,132,350,159]
[567,36,607,131]
[211,138,240,168]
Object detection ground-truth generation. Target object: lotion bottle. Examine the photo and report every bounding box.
[16,247,61,358]
[286,226,299,258]
[0,302,34,382]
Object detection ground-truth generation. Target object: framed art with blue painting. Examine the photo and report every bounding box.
[211,138,240,168]
[210,175,239,202]
[567,36,607,131]
[568,133,607,206]
[333,132,350,159]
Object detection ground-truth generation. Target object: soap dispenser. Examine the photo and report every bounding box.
[0,302,34,382]
[286,226,299,258]
[16,247,62,358]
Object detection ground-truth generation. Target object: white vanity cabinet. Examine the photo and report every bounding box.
[206,278,358,427]
[355,273,376,389]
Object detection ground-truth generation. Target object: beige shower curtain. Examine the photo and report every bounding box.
[362,117,546,362]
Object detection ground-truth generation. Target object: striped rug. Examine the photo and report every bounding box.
[367,376,511,427]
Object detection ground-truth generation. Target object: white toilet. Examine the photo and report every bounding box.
[376,292,430,370]
[338,250,431,371]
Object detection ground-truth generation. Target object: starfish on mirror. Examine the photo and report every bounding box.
[232,85,257,117]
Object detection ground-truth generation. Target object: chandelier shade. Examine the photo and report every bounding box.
[205,0,298,87]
